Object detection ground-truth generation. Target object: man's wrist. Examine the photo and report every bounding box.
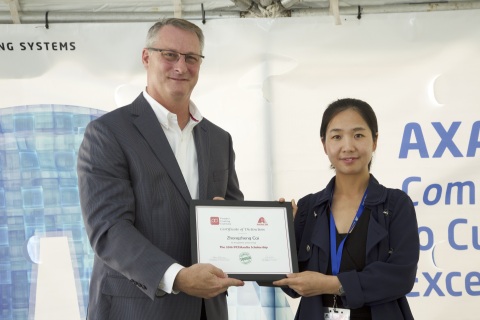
[158,263,184,295]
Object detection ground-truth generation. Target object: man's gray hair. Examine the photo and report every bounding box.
[145,18,204,53]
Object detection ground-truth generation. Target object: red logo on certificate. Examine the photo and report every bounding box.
[210,217,220,225]
[257,217,268,225]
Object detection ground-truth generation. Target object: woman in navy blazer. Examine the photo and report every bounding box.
[274,98,419,319]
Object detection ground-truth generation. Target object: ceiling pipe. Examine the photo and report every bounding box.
[0,2,479,24]
[290,2,480,17]
[0,11,240,24]
[280,0,300,10]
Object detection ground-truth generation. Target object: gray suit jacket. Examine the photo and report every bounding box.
[77,93,243,320]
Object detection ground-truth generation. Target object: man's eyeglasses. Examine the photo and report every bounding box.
[147,48,204,65]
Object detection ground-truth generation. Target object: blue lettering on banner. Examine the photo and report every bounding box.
[413,219,480,297]
[409,271,480,297]
[402,176,475,206]
[398,120,480,299]
[418,226,434,251]
[448,219,480,250]
[399,121,480,158]
[419,219,479,251]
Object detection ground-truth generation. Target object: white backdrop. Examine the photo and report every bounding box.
[1,9,479,320]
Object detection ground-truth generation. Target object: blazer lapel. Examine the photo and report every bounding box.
[366,214,388,255]
[194,120,209,200]
[131,95,192,204]
[311,210,330,271]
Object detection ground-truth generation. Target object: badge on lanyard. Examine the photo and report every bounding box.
[323,289,351,319]
[323,307,351,319]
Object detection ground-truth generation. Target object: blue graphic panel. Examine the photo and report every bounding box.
[229,284,294,319]
[0,105,105,320]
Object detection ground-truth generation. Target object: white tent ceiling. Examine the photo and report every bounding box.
[1,0,480,24]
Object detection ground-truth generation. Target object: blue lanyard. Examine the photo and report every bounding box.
[329,190,368,276]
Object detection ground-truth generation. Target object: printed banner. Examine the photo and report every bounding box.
[1,10,479,320]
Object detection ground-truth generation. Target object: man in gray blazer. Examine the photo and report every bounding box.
[77,18,244,320]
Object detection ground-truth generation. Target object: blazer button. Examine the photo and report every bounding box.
[306,245,311,252]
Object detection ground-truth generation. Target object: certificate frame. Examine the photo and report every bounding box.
[190,200,298,285]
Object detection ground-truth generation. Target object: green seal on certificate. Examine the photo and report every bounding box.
[239,252,252,264]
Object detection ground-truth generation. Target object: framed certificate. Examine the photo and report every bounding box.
[190,200,298,285]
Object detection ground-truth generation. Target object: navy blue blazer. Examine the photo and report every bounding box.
[286,175,419,320]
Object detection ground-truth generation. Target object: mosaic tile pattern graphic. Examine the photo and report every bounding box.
[0,105,105,320]
[0,104,294,320]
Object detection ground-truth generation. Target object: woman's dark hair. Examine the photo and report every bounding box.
[320,98,378,170]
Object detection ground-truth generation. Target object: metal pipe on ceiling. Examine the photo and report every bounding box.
[0,1,479,24]
[280,0,300,9]
[291,1,480,17]
[0,11,240,24]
